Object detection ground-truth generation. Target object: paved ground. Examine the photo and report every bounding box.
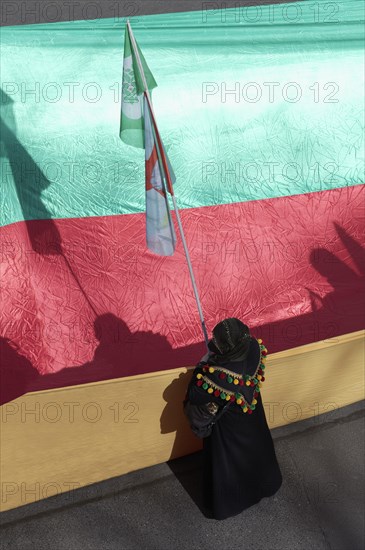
[1,400,364,550]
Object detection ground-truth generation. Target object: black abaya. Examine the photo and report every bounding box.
[186,341,283,520]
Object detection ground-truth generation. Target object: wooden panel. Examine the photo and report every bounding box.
[1,330,364,511]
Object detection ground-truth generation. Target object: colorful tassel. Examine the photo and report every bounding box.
[193,338,268,415]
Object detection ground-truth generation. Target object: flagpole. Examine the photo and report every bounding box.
[127,20,209,349]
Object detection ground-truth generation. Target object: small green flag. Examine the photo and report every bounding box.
[119,24,157,148]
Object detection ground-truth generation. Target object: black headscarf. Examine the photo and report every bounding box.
[208,317,251,363]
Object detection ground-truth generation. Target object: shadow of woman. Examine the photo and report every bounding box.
[160,371,210,517]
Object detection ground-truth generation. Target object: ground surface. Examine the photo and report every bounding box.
[1,400,364,550]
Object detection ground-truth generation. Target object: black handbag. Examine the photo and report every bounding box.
[183,399,232,438]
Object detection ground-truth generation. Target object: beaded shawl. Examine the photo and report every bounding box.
[194,338,268,414]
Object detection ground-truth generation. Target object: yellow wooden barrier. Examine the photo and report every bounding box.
[1,329,364,511]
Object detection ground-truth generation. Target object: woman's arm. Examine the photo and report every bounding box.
[185,364,221,407]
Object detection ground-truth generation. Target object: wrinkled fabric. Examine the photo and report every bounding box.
[0,1,364,403]
[0,185,364,404]
[1,0,364,226]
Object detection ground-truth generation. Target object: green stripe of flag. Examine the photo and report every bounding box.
[119,24,157,149]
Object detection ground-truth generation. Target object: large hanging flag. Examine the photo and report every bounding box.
[120,23,157,148]
[144,95,177,255]
[1,1,363,400]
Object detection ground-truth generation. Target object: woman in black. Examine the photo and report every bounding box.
[185,317,283,520]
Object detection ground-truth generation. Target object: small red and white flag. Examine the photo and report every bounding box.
[143,95,177,256]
